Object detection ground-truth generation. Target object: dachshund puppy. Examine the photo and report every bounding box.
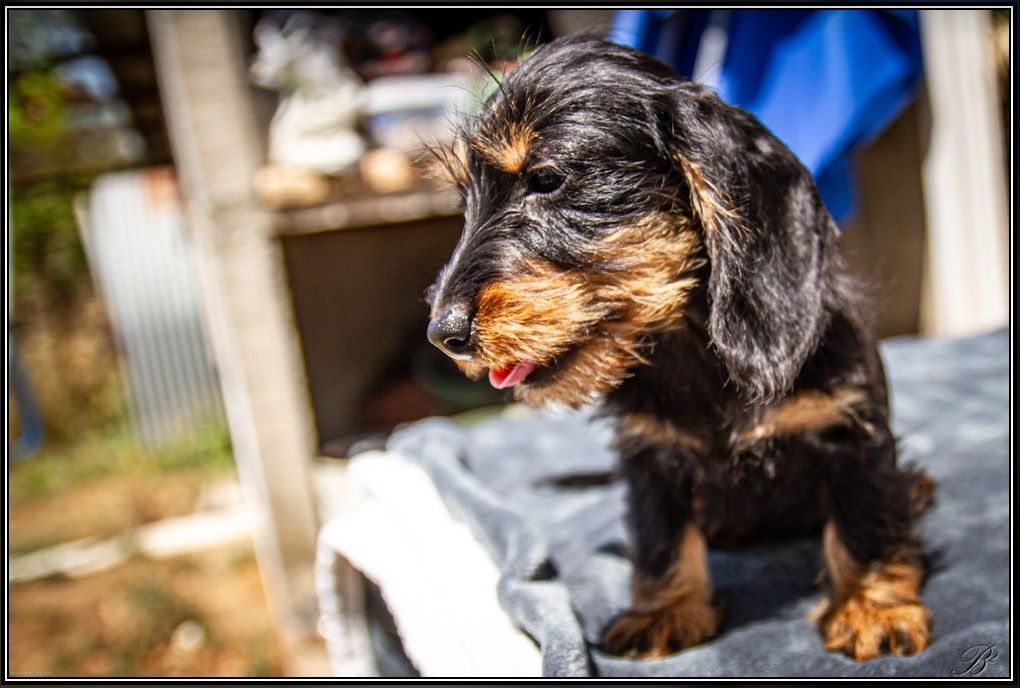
[425,35,934,661]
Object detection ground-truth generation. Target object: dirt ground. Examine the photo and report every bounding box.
[8,424,288,678]
[9,469,222,556]
[9,544,284,677]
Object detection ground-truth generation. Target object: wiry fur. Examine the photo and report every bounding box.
[425,36,934,661]
[447,214,703,407]
[603,525,718,659]
[814,522,930,660]
[472,120,536,174]
[733,387,870,451]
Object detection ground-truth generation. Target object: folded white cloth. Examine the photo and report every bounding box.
[316,451,542,677]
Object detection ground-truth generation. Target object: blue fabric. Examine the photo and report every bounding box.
[608,9,923,224]
[9,326,44,460]
[608,10,706,79]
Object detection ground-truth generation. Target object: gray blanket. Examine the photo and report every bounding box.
[385,329,1010,677]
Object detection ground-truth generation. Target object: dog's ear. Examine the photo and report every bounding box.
[651,84,839,403]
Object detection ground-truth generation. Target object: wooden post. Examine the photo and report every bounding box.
[147,10,321,639]
[918,10,1009,336]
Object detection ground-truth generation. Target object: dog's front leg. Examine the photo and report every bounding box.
[815,427,932,660]
[603,445,718,659]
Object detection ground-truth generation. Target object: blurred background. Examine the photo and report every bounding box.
[6,8,1010,677]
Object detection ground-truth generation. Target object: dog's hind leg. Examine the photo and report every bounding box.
[602,445,718,659]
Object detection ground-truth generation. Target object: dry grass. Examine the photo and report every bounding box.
[9,421,235,554]
[8,421,284,677]
[9,546,284,677]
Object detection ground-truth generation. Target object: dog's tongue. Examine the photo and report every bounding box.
[489,362,538,389]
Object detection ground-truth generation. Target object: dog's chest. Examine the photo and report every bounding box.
[613,404,830,546]
[690,433,829,546]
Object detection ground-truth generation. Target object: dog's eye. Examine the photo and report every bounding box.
[527,167,565,195]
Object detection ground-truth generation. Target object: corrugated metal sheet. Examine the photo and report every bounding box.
[80,166,223,447]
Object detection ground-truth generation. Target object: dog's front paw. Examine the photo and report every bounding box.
[817,592,931,661]
[603,599,718,659]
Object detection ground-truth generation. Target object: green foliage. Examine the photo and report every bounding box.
[8,9,135,307]
[9,71,68,144]
[152,420,237,474]
[9,420,236,505]
[11,182,87,305]
[10,423,136,500]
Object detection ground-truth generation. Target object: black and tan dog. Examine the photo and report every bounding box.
[425,36,934,661]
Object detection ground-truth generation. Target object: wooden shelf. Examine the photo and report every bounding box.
[272,188,462,237]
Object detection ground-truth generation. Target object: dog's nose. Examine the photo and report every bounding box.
[428,301,474,360]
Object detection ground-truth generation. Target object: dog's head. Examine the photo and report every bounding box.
[426,36,841,408]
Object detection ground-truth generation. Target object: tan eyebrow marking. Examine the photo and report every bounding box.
[471,121,536,174]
